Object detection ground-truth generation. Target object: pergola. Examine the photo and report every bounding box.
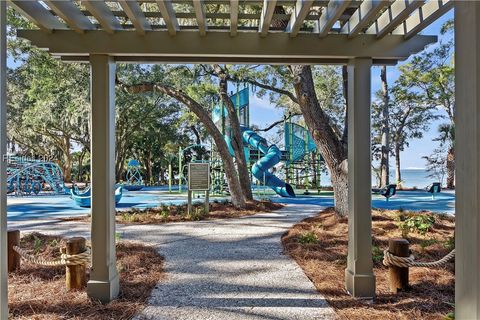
[3,0,478,318]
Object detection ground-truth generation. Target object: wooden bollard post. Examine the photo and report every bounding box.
[7,230,20,272]
[65,237,87,290]
[388,238,410,293]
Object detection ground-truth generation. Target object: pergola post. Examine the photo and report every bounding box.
[86,54,119,303]
[344,58,376,298]
[0,2,7,318]
[455,2,480,319]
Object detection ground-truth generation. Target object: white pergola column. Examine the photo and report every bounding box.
[86,54,119,303]
[455,3,480,319]
[344,58,376,298]
[0,2,7,318]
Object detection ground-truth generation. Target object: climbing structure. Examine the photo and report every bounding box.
[7,156,65,195]
[212,85,297,197]
[124,159,144,191]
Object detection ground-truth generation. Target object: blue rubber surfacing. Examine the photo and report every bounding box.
[7,187,455,222]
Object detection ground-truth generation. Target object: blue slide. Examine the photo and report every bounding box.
[241,128,295,197]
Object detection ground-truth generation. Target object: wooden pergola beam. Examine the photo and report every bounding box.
[259,0,278,37]
[119,0,152,35]
[156,0,179,36]
[82,0,122,34]
[286,0,315,37]
[9,0,66,32]
[317,0,352,38]
[193,0,207,36]
[366,0,425,39]
[341,0,391,38]
[230,0,239,36]
[18,29,436,62]
[44,1,94,34]
[393,0,453,40]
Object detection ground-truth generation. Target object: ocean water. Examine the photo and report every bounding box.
[320,169,445,188]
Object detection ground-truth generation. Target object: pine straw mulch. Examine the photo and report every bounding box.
[8,233,165,320]
[116,200,283,224]
[282,208,455,320]
[63,200,283,224]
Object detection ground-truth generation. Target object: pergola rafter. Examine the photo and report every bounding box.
[44,1,95,34]
[156,0,179,36]
[286,0,315,37]
[82,0,122,34]
[8,0,67,32]
[393,0,453,40]
[118,0,152,35]
[259,0,278,36]
[317,0,352,37]
[193,0,208,36]
[366,0,425,39]
[340,0,392,38]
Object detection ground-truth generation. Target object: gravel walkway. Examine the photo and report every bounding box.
[10,203,335,320]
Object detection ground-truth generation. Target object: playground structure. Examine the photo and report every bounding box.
[123,159,144,191]
[210,85,322,197]
[7,156,65,196]
[70,185,123,208]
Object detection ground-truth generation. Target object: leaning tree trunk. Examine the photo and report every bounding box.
[380,66,390,187]
[120,82,246,208]
[215,65,253,201]
[63,137,72,182]
[395,144,402,187]
[446,146,455,189]
[291,65,348,216]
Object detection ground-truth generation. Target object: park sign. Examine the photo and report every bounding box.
[188,163,210,191]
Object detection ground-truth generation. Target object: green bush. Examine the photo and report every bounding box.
[298,231,318,244]
[372,245,383,263]
[396,214,435,237]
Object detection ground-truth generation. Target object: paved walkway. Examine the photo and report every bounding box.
[11,204,335,320]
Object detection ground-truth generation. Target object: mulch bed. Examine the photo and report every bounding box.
[8,233,165,320]
[282,208,455,320]
[63,200,283,224]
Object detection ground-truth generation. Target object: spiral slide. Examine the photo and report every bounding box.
[241,128,295,197]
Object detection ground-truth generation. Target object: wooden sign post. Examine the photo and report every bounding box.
[188,162,210,215]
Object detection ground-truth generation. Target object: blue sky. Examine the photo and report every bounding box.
[249,9,454,169]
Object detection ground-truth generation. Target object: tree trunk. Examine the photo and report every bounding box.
[63,137,72,182]
[215,65,253,201]
[446,146,455,189]
[380,66,390,187]
[291,65,348,216]
[77,149,85,182]
[120,82,246,208]
[395,144,402,188]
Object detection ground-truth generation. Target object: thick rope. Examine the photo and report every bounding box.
[13,246,91,267]
[383,249,455,268]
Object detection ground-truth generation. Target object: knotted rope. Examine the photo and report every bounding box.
[383,248,455,268]
[13,245,91,267]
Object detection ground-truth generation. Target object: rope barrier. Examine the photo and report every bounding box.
[13,245,91,267]
[383,248,455,268]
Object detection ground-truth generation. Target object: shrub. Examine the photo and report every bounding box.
[444,235,455,250]
[298,231,318,244]
[372,245,383,263]
[396,214,435,237]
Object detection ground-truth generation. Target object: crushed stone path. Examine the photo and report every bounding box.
[11,203,336,320]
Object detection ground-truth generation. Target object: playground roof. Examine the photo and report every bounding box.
[10,0,452,64]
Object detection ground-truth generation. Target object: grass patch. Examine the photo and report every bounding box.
[8,233,164,320]
[282,208,455,320]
